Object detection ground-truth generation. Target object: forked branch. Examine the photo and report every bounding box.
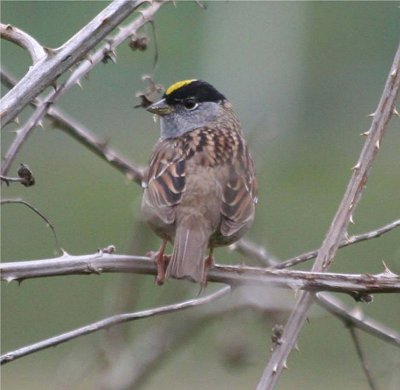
[0,0,164,125]
[1,0,165,176]
[0,23,47,64]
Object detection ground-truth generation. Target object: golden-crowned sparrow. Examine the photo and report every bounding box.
[142,80,258,285]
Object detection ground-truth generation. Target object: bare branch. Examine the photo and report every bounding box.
[317,293,400,347]
[0,23,47,64]
[233,239,279,267]
[1,253,399,294]
[256,43,400,389]
[0,0,165,126]
[1,103,51,175]
[348,327,378,390]
[1,1,165,175]
[236,219,400,269]
[1,199,61,252]
[272,218,400,269]
[0,285,230,365]
[47,109,145,184]
[1,69,144,184]
[235,237,400,348]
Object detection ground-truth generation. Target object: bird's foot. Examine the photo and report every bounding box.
[199,254,215,291]
[155,253,171,285]
[147,240,170,285]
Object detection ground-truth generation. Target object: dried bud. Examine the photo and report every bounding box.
[134,75,165,109]
[102,47,117,64]
[18,164,35,187]
[129,36,148,51]
[271,324,284,350]
[352,292,373,303]
[134,93,154,109]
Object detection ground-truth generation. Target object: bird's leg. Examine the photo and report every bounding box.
[200,248,215,288]
[205,248,215,269]
[154,239,169,285]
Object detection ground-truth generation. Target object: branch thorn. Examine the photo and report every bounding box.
[381,261,397,277]
[5,275,17,283]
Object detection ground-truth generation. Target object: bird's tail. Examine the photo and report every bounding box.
[166,218,209,283]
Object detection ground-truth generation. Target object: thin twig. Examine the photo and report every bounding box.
[256,43,400,390]
[0,175,27,186]
[0,285,230,365]
[1,253,399,294]
[236,218,400,269]
[1,199,61,252]
[272,218,400,269]
[348,326,378,390]
[0,23,47,64]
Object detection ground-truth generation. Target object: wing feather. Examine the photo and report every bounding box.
[221,141,258,237]
[143,140,186,224]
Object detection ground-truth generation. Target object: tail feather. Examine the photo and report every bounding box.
[166,221,209,283]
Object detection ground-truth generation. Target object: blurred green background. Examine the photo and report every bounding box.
[1,1,399,389]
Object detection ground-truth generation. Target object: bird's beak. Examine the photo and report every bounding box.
[146,98,173,116]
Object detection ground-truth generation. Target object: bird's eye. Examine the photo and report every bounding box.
[183,99,198,110]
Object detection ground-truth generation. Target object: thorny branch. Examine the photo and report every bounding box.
[1,253,399,294]
[271,219,400,269]
[1,69,144,184]
[0,0,163,126]
[236,219,400,269]
[256,43,400,390]
[1,0,166,176]
[235,242,400,346]
[0,285,231,365]
[0,23,47,64]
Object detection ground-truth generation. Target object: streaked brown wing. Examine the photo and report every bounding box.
[220,143,258,237]
[143,140,186,224]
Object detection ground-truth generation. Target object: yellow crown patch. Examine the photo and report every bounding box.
[165,79,197,96]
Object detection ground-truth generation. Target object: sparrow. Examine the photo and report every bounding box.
[142,79,257,285]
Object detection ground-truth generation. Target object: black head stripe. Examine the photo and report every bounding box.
[164,80,226,105]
